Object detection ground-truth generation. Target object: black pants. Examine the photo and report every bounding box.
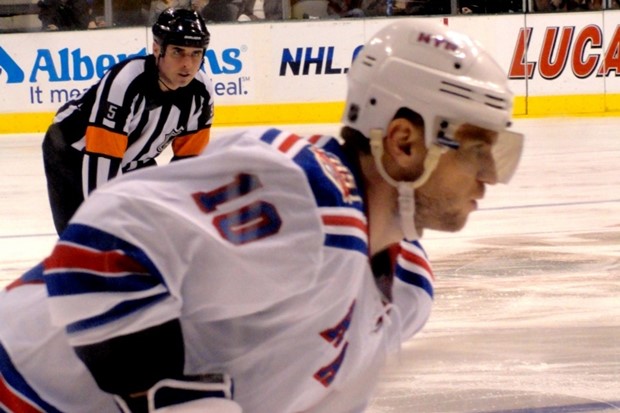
[42,124,84,236]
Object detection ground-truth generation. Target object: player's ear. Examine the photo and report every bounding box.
[153,41,161,57]
[384,118,427,180]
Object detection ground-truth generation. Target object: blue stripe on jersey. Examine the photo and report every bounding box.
[259,128,281,145]
[20,262,45,284]
[411,240,426,255]
[293,149,346,208]
[44,224,170,331]
[0,342,63,413]
[60,223,153,259]
[395,266,434,299]
[6,262,45,290]
[324,234,367,255]
[315,136,343,154]
[66,292,168,334]
[49,223,167,291]
[46,271,162,297]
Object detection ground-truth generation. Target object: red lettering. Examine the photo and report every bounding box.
[418,32,432,44]
[572,25,602,79]
[443,40,458,52]
[539,26,574,80]
[313,301,355,387]
[598,25,620,76]
[313,342,349,387]
[319,301,355,347]
[509,27,535,79]
[417,32,458,52]
[509,24,620,80]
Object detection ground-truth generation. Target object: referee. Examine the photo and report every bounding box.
[42,8,215,235]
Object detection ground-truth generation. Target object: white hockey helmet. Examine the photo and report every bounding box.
[343,19,523,184]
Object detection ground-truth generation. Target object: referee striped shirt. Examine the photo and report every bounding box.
[51,54,214,196]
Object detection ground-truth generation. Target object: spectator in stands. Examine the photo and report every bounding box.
[350,0,386,16]
[200,0,240,21]
[391,0,450,15]
[327,0,365,17]
[459,0,521,13]
[532,0,564,11]
[533,0,599,12]
[565,0,588,10]
[416,0,451,14]
[90,0,149,27]
[148,0,192,23]
[327,0,450,18]
[237,0,260,20]
[37,0,95,30]
[262,0,286,19]
[199,0,263,22]
[579,0,603,10]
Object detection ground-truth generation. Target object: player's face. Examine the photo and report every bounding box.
[157,44,204,90]
[414,124,499,233]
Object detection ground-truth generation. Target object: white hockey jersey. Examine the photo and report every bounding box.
[0,128,434,413]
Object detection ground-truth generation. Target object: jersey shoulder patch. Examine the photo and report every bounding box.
[259,128,363,209]
[259,128,368,255]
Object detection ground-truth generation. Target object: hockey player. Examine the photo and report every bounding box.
[41,8,215,235]
[0,20,524,412]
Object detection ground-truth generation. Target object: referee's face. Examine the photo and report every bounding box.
[157,44,205,90]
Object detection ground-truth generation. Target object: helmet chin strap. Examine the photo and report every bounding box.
[369,129,445,241]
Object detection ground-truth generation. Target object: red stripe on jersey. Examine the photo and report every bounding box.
[0,377,44,413]
[278,134,301,153]
[44,244,148,276]
[308,134,323,144]
[400,248,434,280]
[5,278,43,292]
[322,215,367,234]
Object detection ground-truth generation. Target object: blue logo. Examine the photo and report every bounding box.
[30,48,148,82]
[279,45,363,77]
[206,47,243,75]
[0,47,25,83]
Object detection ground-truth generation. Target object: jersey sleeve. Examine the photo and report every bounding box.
[80,60,147,195]
[171,73,214,159]
[391,240,434,340]
[43,133,326,347]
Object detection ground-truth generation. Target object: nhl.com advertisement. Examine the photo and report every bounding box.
[2,14,620,131]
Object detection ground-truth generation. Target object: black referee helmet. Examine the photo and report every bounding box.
[152,8,210,50]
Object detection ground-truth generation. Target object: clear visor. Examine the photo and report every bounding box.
[493,130,524,184]
[433,118,524,184]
